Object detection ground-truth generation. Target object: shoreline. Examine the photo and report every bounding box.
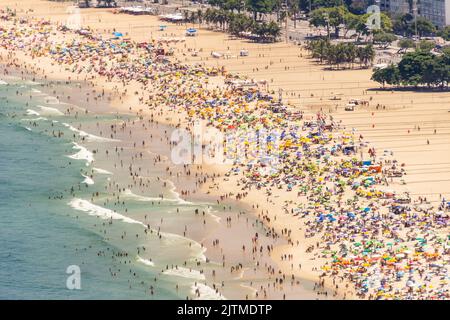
[2,59,330,300]
[0,0,449,300]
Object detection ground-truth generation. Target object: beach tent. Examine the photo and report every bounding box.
[186,28,197,37]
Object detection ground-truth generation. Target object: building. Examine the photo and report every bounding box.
[380,0,450,27]
[418,0,450,27]
[387,0,411,14]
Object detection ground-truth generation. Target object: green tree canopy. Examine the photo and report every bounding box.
[417,40,435,52]
[438,26,450,41]
[373,32,397,48]
[398,38,415,51]
[371,64,400,87]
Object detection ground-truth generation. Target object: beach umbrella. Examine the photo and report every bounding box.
[113,32,123,37]
[406,279,415,287]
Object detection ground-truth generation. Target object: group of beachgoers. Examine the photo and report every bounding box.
[0,9,448,300]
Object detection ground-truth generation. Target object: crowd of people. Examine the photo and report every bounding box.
[0,9,448,300]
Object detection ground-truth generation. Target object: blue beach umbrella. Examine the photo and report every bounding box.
[113,32,123,37]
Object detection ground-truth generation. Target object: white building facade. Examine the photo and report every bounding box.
[418,0,450,27]
[381,0,450,27]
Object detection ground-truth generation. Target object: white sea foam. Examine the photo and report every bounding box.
[93,167,113,175]
[26,109,40,116]
[63,123,120,142]
[68,142,94,166]
[81,174,94,185]
[163,267,205,281]
[24,127,32,131]
[156,228,207,262]
[122,189,161,202]
[137,256,155,267]
[27,117,48,121]
[0,80,7,85]
[68,198,207,262]
[206,207,221,223]
[37,105,64,116]
[68,198,146,226]
[122,189,193,205]
[30,88,46,96]
[163,179,194,205]
[191,283,226,300]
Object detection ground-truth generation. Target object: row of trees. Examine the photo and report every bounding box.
[306,39,375,69]
[371,49,450,88]
[392,13,436,37]
[298,0,380,15]
[209,0,384,18]
[208,0,372,23]
[208,1,447,40]
[206,1,395,43]
[192,8,281,41]
[308,5,393,40]
[208,0,281,20]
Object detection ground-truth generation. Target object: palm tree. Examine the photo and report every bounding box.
[357,45,375,68]
[308,39,330,63]
[229,14,254,37]
[344,43,357,69]
[288,0,300,29]
[183,10,189,26]
[217,9,228,31]
[203,8,214,28]
[267,21,281,42]
[363,44,375,68]
[196,9,203,27]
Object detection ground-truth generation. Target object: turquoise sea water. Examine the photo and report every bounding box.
[0,79,181,299]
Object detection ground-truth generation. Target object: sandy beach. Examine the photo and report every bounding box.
[1,0,449,300]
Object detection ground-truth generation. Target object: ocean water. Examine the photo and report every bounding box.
[0,79,190,299]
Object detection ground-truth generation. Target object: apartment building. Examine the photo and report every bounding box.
[380,0,450,27]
